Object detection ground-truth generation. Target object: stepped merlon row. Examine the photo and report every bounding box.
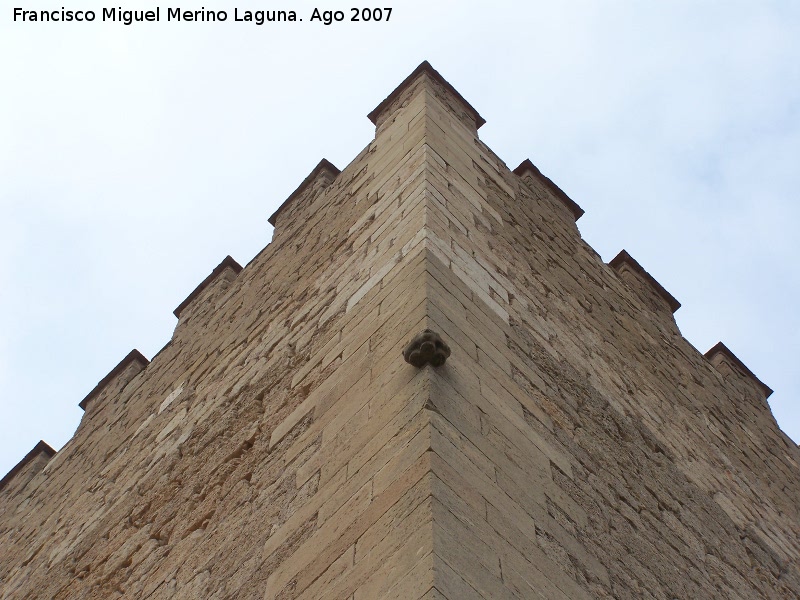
[0,60,779,497]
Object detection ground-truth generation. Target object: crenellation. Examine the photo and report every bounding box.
[173,255,243,321]
[704,341,773,402]
[608,249,681,314]
[368,61,485,133]
[513,158,585,222]
[2,61,797,600]
[268,158,340,229]
[0,441,55,498]
[78,348,149,411]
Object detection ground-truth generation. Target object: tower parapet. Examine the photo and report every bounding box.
[0,441,55,496]
[1,61,797,600]
[609,248,681,314]
[705,341,773,402]
[173,255,243,319]
[513,158,585,221]
[78,349,149,411]
[268,159,340,229]
[367,60,485,132]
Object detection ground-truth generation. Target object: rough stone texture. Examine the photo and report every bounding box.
[0,442,55,507]
[1,61,798,599]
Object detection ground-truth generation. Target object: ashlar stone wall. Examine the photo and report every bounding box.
[1,62,798,599]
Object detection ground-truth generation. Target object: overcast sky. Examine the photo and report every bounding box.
[1,1,798,477]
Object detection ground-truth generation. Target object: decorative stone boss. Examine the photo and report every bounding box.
[403,329,451,368]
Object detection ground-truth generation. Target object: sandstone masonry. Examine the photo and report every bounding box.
[1,62,798,599]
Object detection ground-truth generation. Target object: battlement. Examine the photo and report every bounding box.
[0,441,55,494]
[2,61,796,600]
[367,60,486,132]
[609,249,681,314]
[173,255,243,319]
[705,341,773,400]
[268,159,340,228]
[513,158,585,221]
[78,349,149,410]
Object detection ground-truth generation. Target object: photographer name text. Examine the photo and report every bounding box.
[12,6,393,26]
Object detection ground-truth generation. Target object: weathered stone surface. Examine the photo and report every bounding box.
[403,329,451,368]
[0,441,55,503]
[78,349,149,411]
[173,255,243,319]
[1,61,798,600]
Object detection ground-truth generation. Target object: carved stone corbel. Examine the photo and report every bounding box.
[402,329,451,368]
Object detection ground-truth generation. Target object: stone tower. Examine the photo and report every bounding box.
[1,62,799,599]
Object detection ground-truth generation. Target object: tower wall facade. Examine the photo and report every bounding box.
[1,63,798,599]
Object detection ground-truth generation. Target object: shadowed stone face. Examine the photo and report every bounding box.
[402,329,451,367]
